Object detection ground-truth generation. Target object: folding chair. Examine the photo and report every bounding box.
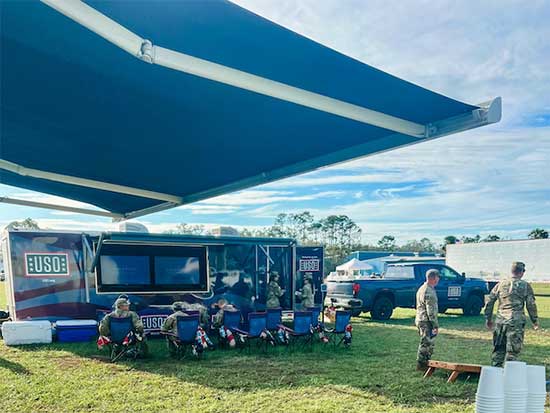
[306,306,321,330]
[306,306,323,343]
[107,316,145,362]
[216,309,242,348]
[278,311,313,351]
[233,312,272,353]
[266,308,282,331]
[162,315,202,359]
[324,310,352,348]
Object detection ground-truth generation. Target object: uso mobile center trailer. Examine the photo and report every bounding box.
[446,239,550,283]
[1,229,323,334]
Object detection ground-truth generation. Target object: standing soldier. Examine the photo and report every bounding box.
[266,271,285,309]
[296,275,314,309]
[415,269,440,371]
[485,261,539,367]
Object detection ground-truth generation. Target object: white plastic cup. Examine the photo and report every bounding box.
[526,365,547,395]
[477,366,505,397]
[503,361,527,391]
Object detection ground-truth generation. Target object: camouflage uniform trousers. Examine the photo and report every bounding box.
[416,321,436,367]
[492,322,525,367]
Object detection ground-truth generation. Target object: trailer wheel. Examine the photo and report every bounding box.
[463,294,483,316]
[371,296,394,320]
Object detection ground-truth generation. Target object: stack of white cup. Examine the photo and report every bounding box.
[503,361,528,413]
[476,363,547,413]
[476,366,504,413]
[526,365,547,413]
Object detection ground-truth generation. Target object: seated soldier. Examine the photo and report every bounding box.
[98,297,146,356]
[211,298,239,348]
[162,302,215,355]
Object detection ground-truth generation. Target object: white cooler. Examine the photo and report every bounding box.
[1,320,53,345]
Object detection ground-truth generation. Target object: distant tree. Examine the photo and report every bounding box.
[291,211,314,242]
[420,237,436,252]
[461,235,481,243]
[528,228,549,239]
[440,235,459,255]
[6,218,40,230]
[164,223,207,235]
[377,235,396,250]
[444,235,458,245]
[483,234,501,242]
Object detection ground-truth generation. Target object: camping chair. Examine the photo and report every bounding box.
[306,306,321,329]
[107,316,145,362]
[233,312,272,353]
[266,308,282,330]
[162,315,202,359]
[278,311,313,351]
[306,306,323,343]
[324,310,352,348]
[216,309,242,348]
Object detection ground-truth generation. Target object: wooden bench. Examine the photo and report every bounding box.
[424,360,482,383]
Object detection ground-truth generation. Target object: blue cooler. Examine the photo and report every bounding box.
[56,320,98,342]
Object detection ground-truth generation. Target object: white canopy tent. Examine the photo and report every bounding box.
[336,258,374,273]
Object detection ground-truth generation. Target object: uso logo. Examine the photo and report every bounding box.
[140,314,169,334]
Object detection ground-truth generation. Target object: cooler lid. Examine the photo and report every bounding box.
[56,319,98,327]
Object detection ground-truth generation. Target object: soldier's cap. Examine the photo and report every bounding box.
[304,274,313,281]
[271,271,279,277]
[115,298,130,308]
[172,301,186,312]
[511,261,525,274]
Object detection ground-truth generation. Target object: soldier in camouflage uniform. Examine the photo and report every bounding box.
[296,275,314,309]
[99,297,144,337]
[415,269,440,370]
[485,261,539,367]
[162,301,214,355]
[266,271,285,309]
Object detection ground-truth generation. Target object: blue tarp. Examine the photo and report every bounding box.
[0,1,498,218]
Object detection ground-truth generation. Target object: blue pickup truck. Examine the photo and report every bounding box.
[325,263,489,320]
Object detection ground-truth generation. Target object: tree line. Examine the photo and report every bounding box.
[2,217,548,267]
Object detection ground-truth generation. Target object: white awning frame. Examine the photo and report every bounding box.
[0,196,122,218]
[1,0,502,221]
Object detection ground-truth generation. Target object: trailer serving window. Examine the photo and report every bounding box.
[95,242,208,293]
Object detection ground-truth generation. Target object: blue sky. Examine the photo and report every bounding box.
[1,0,549,244]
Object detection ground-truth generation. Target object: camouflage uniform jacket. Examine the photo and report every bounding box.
[99,309,144,336]
[212,304,237,328]
[161,310,187,335]
[301,283,314,308]
[415,283,439,328]
[484,278,538,326]
[266,281,283,308]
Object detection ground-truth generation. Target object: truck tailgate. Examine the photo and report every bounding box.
[326,281,353,295]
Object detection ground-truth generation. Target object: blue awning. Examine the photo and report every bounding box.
[0,0,501,220]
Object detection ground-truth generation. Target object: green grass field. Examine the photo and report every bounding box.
[0,283,548,412]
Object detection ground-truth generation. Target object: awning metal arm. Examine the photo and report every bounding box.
[0,196,122,218]
[0,159,183,204]
[41,0,427,138]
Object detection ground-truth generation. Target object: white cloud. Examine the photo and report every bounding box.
[194,190,346,207]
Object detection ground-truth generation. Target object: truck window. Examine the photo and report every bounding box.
[421,265,458,281]
[384,266,415,280]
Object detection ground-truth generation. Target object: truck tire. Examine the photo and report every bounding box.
[463,294,483,316]
[371,296,394,320]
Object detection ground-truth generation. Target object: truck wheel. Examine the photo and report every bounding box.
[463,294,483,316]
[371,296,393,320]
